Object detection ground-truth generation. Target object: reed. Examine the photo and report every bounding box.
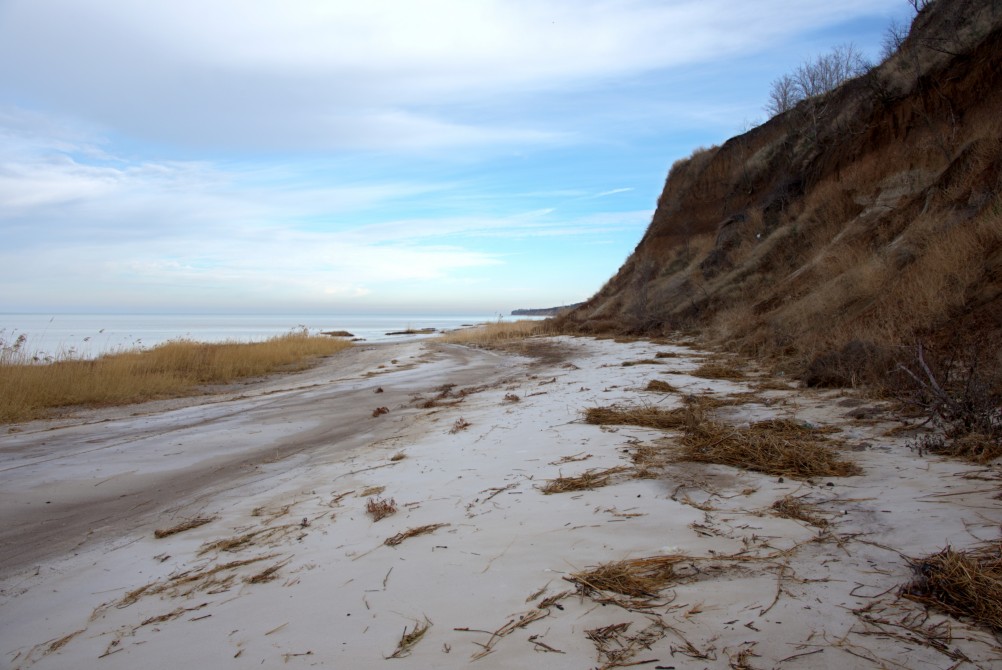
[0,331,351,423]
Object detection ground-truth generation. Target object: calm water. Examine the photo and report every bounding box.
[0,313,514,359]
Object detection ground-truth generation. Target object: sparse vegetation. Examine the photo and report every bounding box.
[0,330,352,424]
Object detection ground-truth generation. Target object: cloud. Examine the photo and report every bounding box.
[0,0,903,152]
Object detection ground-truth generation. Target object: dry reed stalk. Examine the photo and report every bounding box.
[644,379,678,393]
[386,617,432,659]
[154,516,215,539]
[540,466,631,494]
[770,496,829,528]
[366,497,398,522]
[469,609,549,660]
[384,523,449,547]
[680,418,860,479]
[901,542,1002,633]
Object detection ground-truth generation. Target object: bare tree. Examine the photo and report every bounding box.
[907,0,934,13]
[765,74,799,116]
[881,18,909,60]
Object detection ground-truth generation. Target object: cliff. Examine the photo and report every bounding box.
[556,0,1002,383]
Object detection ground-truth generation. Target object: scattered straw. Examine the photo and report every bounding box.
[198,525,295,555]
[385,523,449,547]
[366,497,398,522]
[901,541,1002,633]
[358,485,386,497]
[540,466,630,494]
[680,418,860,479]
[585,405,695,431]
[386,617,432,659]
[586,620,668,670]
[154,516,215,539]
[771,495,829,528]
[567,556,681,599]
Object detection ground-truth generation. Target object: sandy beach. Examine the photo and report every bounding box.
[2,336,1000,668]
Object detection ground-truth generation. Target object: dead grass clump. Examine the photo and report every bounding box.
[568,556,681,598]
[154,516,215,539]
[389,451,407,461]
[680,419,860,479]
[692,361,747,380]
[644,379,677,393]
[770,496,829,528]
[584,405,694,431]
[503,393,521,403]
[621,359,662,367]
[0,331,352,424]
[655,351,680,358]
[449,417,471,433]
[366,497,398,522]
[384,523,449,547]
[372,406,389,417]
[901,542,1002,633]
[540,466,630,494]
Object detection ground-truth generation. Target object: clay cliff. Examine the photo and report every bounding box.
[557,0,1002,384]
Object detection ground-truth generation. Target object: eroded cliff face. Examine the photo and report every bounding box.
[558,0,1002,378]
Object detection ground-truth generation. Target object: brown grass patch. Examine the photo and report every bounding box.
[680,418,859,479]
[622,359,663,367]
[366,497,398,522]
[0,331,352,424]
[901,542,1002,633]
[644,379,678,393]
[655,351,680,358]
[384,523,449,547]
[154,516,215,539]
[539,466,631,494]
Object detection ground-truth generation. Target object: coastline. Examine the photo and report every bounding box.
[2,336,1000,668]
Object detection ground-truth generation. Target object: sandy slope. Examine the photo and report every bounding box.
[1,336,1000,669]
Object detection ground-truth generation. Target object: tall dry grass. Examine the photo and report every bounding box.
[437,319,554,347]
[0,332,352,424]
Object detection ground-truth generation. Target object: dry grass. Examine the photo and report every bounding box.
[366,497,398,522]
[680,418,859,479]
[449,417,471,433]
[384,523,449,547]
[154,516,215,539]
[437,319,553,347]
[584,405,696,431]
[901,542,1002,633]
[770,496,829,528]
[386,617,432,659]
[644,379,678,393]
[568,556,682,598]
[621,359,662,367]
[539,466,631,494]
[692,361,746,380]
[0,331,352,424]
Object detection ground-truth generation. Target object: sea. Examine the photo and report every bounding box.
[0,313,520,360]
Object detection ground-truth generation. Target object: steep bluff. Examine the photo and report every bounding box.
[558,0,1002,381]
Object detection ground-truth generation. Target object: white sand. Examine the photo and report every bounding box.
[2,336,1000,668]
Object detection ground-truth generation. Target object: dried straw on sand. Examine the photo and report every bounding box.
[901,541,1002,633]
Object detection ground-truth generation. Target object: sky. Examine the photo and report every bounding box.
[0,0,915,315]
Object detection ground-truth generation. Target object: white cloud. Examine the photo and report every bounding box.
[0,0,903,151]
